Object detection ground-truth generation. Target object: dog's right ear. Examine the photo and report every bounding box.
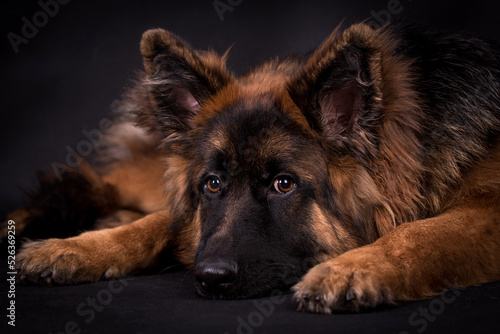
[136,28,232,137]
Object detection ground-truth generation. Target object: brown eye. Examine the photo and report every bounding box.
[206,176,221,193]
[274,176,295,194]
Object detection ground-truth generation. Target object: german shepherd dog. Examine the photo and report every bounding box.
[9,22,500,313]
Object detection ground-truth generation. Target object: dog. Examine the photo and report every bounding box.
[9,22,500,314]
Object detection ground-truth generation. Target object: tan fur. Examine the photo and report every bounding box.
[17,210,175,284]
[328,156,396,241]
[310,203,358,258]
[14,24,500,314]
[292,24,500,313]
[294,140,500,312]
[173,208,202,267]
[94,210,145,230]
[102,154,166,214]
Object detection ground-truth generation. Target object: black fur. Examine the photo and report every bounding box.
[391,24,500,205]
[18,169,119,241]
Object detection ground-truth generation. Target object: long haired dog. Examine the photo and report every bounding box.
[11,23,500,313]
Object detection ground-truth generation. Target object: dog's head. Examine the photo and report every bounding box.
[134,25,418,299]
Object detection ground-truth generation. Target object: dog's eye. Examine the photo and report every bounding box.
[206,176,222,193]
[274,176,295,194]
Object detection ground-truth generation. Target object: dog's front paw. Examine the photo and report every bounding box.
[293,249,397,313]
[17,237,122,285]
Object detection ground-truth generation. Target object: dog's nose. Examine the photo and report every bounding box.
[194,258,238,295]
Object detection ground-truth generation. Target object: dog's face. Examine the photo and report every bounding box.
[190,104,332,298]
[135,25,401,298]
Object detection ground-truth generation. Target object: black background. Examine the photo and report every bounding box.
[2,0,500,217]
[2,1,500,333]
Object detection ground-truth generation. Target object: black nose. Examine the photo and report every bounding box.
[194,258,238,295]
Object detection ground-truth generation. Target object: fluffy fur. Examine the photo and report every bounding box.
[7,22,500,313]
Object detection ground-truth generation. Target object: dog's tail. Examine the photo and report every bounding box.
[6,161,121,241]
[3,116,166,244]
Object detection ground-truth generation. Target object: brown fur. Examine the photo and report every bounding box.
[13,23,500,313]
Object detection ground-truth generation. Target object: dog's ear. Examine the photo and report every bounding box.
[138,28,232,137]
[288,24,383,140]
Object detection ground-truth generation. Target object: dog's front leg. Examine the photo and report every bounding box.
[17,210,182,285]
[293,201,500,313]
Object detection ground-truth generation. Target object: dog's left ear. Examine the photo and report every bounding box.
[288,24,383,139]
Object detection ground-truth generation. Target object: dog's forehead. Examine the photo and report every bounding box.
[194,105,325,183]
[204,106,296,158]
